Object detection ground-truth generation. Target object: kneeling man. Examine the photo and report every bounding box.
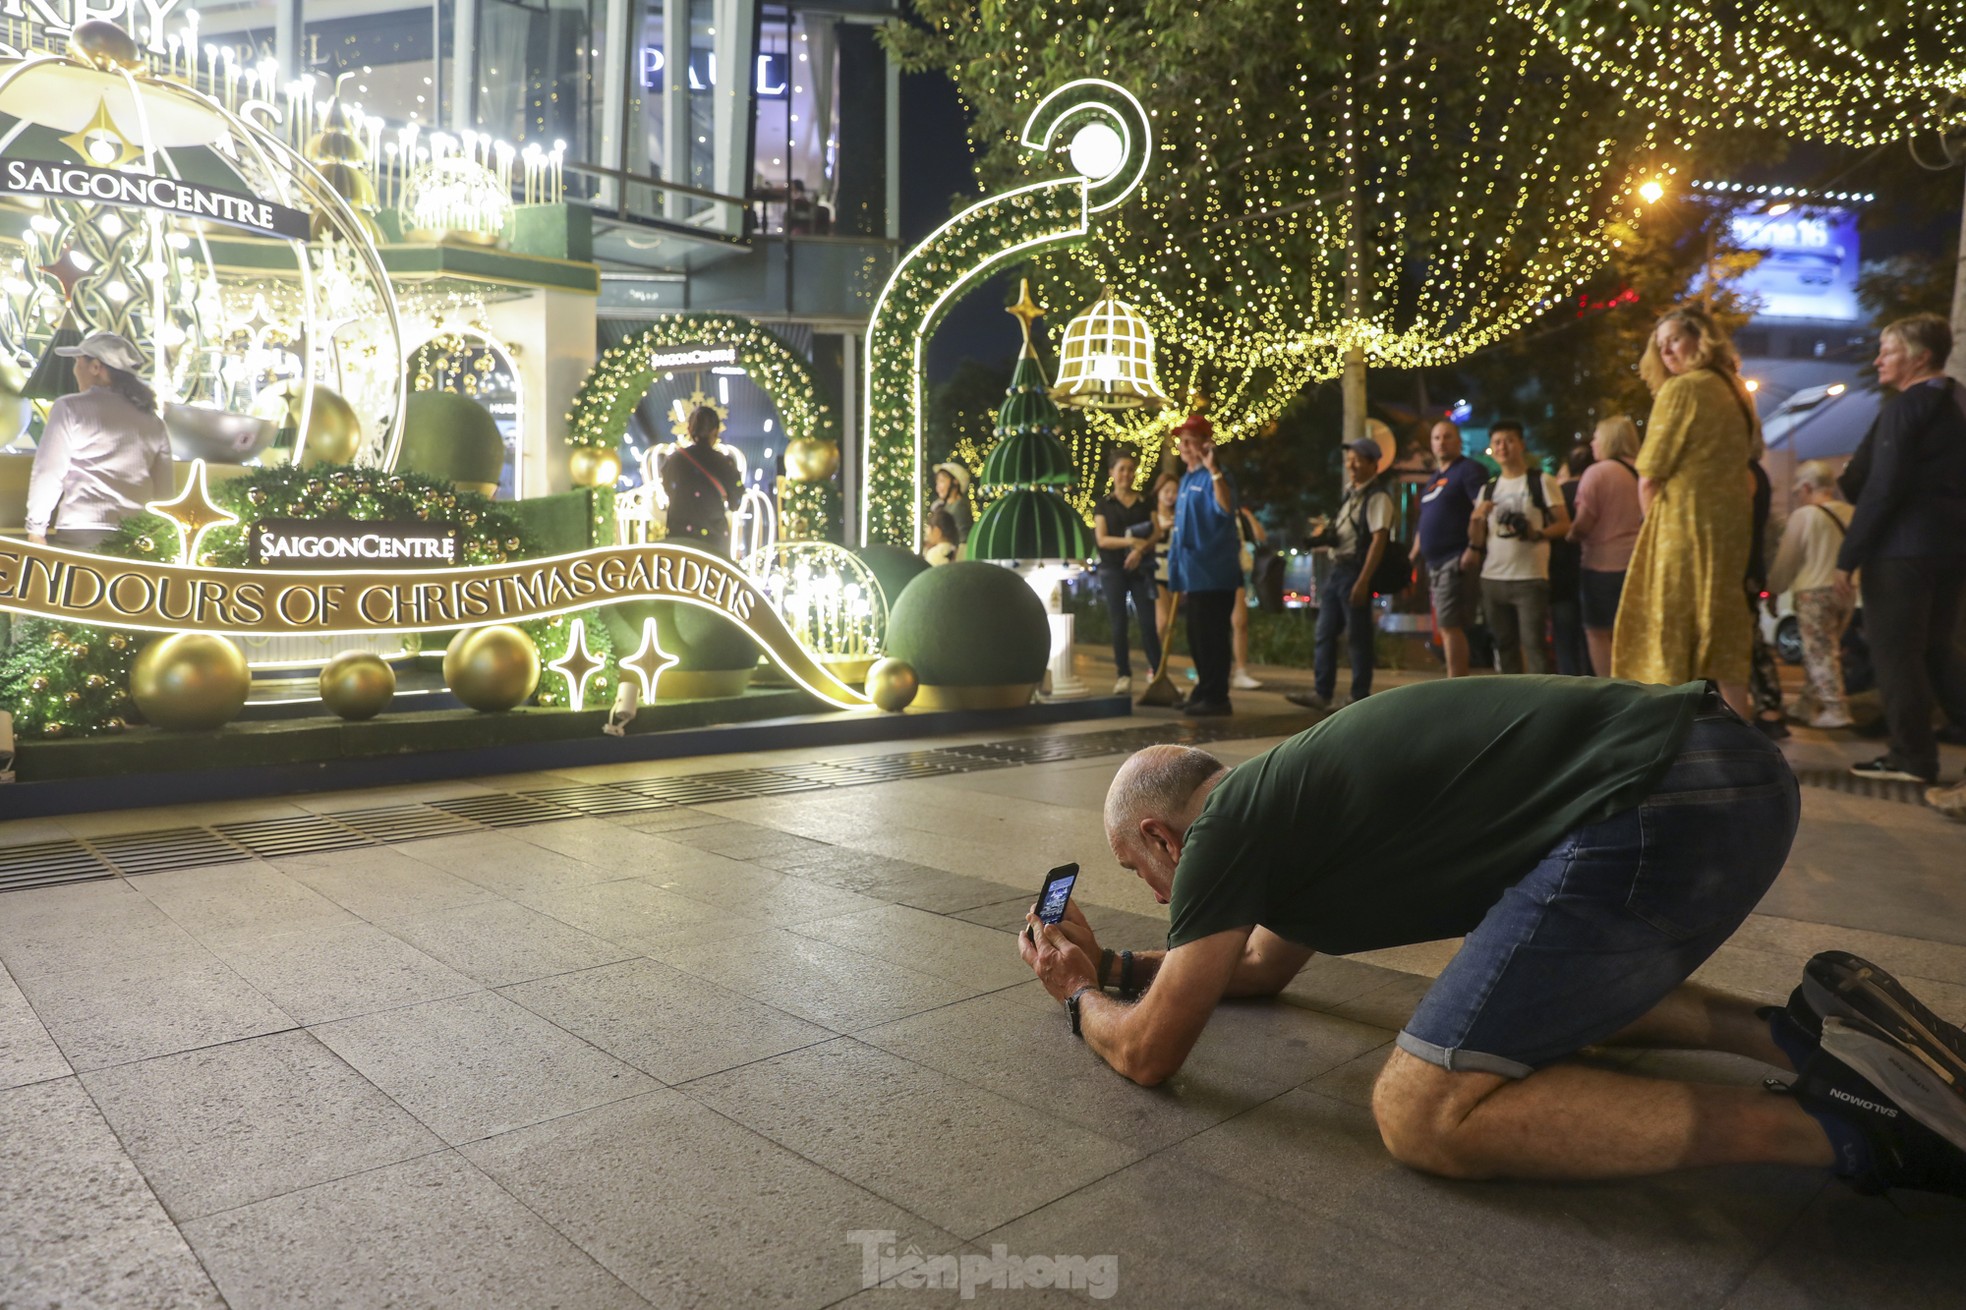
[1020,676,1966,1195]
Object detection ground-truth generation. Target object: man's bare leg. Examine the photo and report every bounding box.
[1371,1047,1833,1181]
[1600,981,1792,1071]
[1441,626,1470,678]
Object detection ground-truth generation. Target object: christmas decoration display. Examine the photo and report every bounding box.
[779,481,842,544]
[304,91,384,243]
[533,613,619,711]
[394,391,507,496]
[969,283,1095,563]
[0,621,140,740]
[319,652,395,721]
[1049,289,1171,412]
[860,78,1152,547]
[443,626,541,712]
[130,633,251,731]
[251,382,365,467]
[864,657,920,713]
[785,438,842,483]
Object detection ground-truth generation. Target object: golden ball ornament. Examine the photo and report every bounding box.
[43,721,66,739]
[865,658,919,713]
[319,652,396,721]
[568,446,622,488]
[130,634,251,731]
[443,626,540,712]
[67,19,145,70]
[784,438,841,483]
[107,633,128,651]
[253,382,364,467]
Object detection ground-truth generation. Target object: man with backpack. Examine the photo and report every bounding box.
[1469,420,1571,674]
[1288,437,1398,711]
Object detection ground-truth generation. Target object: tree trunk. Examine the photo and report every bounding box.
[1340,30,1368,446]
[1950,169,1966,384]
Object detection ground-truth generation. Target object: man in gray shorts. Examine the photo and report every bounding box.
[1020,676,1966,1196]
[1410,421,1490,677]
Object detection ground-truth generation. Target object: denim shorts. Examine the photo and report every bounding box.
[1580,568,1627,629]
[1397,701,1800,1078]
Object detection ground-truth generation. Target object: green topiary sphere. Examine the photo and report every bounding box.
[885,561,1049,697]
[395,391,505,494]
[851,543,930,616]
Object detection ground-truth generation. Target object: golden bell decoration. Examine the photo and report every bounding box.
[1050,290,1172,412]
[131,634,251,731]
[444,626,539,712]
[784,438,840,483]
[67,19,145,71]
[253,382,364,467]
[865,657,919,713]
[569,446,622,489]
[319,652,396,721]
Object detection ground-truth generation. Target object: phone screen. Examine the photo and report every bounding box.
[1035,863,1079,925]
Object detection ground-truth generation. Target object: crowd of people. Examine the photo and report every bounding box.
[996,303,1965,812]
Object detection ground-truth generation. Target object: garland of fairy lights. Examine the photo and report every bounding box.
[891,3,1667,458]
[1504,0,1966,150]
[564,314,837,454]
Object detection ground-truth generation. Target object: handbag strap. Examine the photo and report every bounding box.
[676,444,729,503]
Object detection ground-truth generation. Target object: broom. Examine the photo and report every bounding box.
[1136,592,1184,707]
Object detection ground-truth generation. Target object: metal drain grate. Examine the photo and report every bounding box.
[431,792,578,828]
[1793,768,1930,806]
[696,767,837,796]
[214,815,372,858]
[323,804,482,844]
[612,776,750,805]
[520,784,672,817]
[88,827,250,876]
[0,839,114,891]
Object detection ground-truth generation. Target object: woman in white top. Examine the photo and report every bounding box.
[1769,460,1857,728]
[25,331,173,551]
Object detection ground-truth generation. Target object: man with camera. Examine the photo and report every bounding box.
[1286,437,1396,712]
[1470,421,1570,675]
[1019,675,1966,1197]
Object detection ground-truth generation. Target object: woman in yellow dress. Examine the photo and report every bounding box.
[1611,307,1758,717]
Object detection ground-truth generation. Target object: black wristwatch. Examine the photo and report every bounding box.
[1067,985,1094,1037]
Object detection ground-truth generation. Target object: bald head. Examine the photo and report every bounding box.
[1104,745,1227,844]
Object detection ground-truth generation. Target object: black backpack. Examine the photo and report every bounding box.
[1348,478,1413,596]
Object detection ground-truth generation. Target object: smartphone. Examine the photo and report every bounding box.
[1028,863,1080,937]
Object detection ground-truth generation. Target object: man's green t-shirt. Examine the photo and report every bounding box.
[1167,677,1705,954]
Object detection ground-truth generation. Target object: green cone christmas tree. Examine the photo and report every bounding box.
[967,281,1093,564]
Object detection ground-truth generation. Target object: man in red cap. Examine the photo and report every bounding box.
[1166,414,1242,715]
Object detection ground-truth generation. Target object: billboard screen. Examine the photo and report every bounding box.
[1729,207,1860,322]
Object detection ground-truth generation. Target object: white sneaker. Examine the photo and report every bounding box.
[1113,676,1131,695]
[1231,669,1261,690]
[1808,709,1854,730]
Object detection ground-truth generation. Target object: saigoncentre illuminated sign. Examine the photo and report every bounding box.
[648,344,738,370]
[249,521,460,568]
[0,540,868,707]
[0,161,312,242]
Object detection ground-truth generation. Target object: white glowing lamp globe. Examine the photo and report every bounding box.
[1067,121,1126,182]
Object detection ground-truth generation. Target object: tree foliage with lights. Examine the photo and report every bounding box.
[888,0,1668,457]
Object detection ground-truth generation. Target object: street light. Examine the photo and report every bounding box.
[1638,179,1665,204]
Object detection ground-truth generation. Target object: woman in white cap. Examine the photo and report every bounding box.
[25,330,173,551]
[929,461,973,544]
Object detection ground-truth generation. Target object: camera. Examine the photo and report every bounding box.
[1492,507,1534,540]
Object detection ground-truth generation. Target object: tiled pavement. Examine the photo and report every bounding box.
[3,665,1965,1309]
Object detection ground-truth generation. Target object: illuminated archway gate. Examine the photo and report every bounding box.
[859,79,1152,549]
[564,313,838,458]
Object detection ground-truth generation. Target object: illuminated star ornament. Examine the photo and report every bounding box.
[546,616,605,711]
[59,99,143,169]
[145,460,240,564]
[667,388,728,440]
[618,616,680,702]
[37,249,92,301]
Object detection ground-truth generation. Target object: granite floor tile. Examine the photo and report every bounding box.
[208,921,481,1024]
[499,957,833,1084]
[0,1077,224,1309]
[0,879,206,981]
[134,861,357,942]
[603,806,733,833]
[859,989,1390,1154]
[460,1088,958,1310]
[511,816,776,879]
[378,897,636,987]
[310,989,656,1145]
[683,1039,1138,1239]
[277,846,500,920]
[645,927,979,1032]
[656,819,837,863]
[643,860,892,927]
[516,876,768,948]
[180,1151,647,1309]
[788,904,1033,989]
[1324,970,1436,1031]
[13,940,295,1072]
[395,829,627,896]
[1277,953,1414,1013]
[0,965,69,1090]
[1722,1184,1966,1309]
[80,1029,444,1221]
